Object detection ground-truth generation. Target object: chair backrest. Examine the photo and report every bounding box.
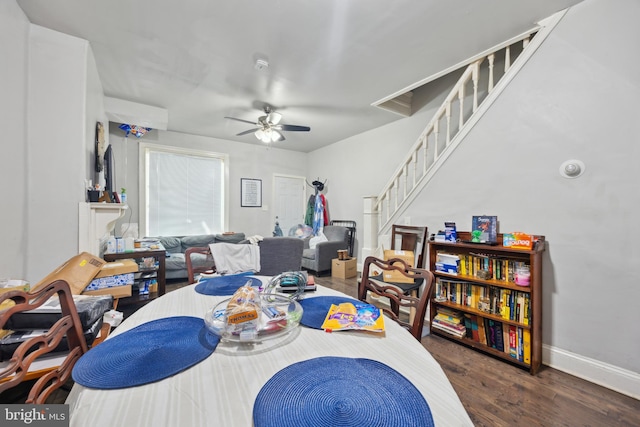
[322,226,349,244]
[258,237,304,276]
[0,279,88,403]
[185,246,215,284]
[358,256,434,340]
[391,225,428,269]
[329,220,356,257]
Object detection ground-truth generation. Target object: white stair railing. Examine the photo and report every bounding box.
[373,31,538,234]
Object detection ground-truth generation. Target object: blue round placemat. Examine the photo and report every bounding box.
[72,316,219,389]
[194,273,262,296]
[298,296,360,329]
[253,356,434,427]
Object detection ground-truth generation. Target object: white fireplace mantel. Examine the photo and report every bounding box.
[78,202,128,256]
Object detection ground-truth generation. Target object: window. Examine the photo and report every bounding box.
[140,144,228,236]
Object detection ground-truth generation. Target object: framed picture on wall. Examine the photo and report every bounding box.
[241,178,262,207]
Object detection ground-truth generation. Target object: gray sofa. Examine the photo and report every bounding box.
[159,233,246,279]
[301,226,350,275]
[159,233,305,280]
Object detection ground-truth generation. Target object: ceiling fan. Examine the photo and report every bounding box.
[225,105,310,143]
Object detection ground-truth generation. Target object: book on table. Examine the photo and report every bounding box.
[321,302,385,333]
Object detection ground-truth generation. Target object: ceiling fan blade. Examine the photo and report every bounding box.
[236,128,261,136]
[225,116,258,126]
[278,124,310,132]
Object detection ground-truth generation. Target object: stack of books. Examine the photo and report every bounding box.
[431,307,466,338]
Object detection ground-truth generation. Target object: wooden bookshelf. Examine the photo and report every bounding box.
[429,231,545,374]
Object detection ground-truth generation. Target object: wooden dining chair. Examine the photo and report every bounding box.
[185,246,216,284]
[359,256,434,340]
[0,279,88,404]
[390,224,428,268]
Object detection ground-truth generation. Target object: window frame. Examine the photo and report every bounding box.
[138,142,229,237]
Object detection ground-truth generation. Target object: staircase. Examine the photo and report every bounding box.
[360,11,567,259]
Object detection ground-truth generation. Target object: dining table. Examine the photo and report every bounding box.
[66,277,473,426]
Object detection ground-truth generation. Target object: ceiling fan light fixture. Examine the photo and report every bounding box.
[267,112,282,125]
[271,130,283,142]
[226,107,310,143]
[255,128,274,143]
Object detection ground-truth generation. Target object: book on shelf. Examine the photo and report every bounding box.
[435,312,463,324]
[468,314,480,342]
[431,319,466,338]
[471,215,498,243]
[494,321,504,352]
[523,328,531,364]
[435,306,461,318]
[487,319,496,348]
[444,221,457,242]
[477,317,487,345]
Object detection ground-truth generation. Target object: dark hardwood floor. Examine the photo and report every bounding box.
[7,275,638,427]
[316,274,640,427]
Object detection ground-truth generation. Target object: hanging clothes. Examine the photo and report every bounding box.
[307,179,329,233]
[321,194,329,226]
[304,195,315,226]
[312,193,324,235]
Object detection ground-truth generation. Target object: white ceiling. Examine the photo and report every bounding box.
[17,0,583,152]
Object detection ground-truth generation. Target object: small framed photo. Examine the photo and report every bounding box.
[241,178,262,207]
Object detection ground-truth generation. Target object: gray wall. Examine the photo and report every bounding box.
[308,0,640,391]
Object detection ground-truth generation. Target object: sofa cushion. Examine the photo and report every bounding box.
[214,233,246,244]
[180,235,217,252]
[165,253,186,271]
[159,236,182,254]
[302,248,316,260]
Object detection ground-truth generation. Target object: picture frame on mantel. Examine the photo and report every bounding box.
[241,178,262,207]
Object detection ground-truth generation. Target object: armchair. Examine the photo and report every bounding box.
[301,226,350,276]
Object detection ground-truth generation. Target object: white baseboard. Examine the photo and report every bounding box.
[543,344,640,400]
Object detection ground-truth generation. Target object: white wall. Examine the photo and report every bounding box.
[308,0,640,393]
[0,2,107,283]
[24,26,107,282]
[108,125,308,238]
[306,71,463,254]
[0,1,29,278]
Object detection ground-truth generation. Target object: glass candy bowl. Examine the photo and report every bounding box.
[204,293,303,343]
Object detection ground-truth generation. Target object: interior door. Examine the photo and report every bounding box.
[273,175,306,237]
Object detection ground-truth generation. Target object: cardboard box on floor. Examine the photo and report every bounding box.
[382,250,415,284]
[332,258,357,279]
[32,252,106,294]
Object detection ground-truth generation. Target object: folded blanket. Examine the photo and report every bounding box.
[209,243,260,274]
[247,235,264,245]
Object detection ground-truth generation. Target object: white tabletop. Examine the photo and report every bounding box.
[66,279,472,426]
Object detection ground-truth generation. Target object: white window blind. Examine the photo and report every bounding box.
[143,145,226,236]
